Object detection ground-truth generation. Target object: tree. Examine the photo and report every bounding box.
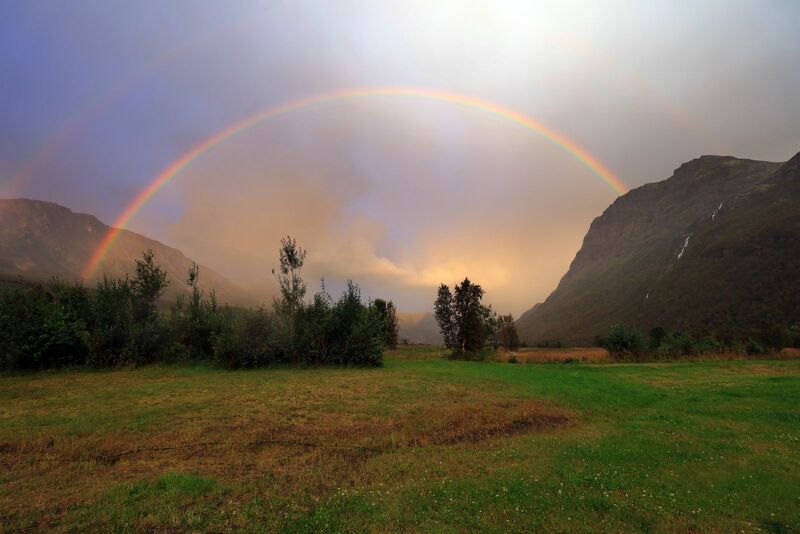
[453,278,489,352]
[180,262,217,359]
[434,278,496,354]
[648,326,667,349]
[434,284,456,349]
[374,298,399,350]
[273,235,307,313]
[131,249,168,323]
[604,323,645,357]
[496,314,520,350]
[272,236,308,362]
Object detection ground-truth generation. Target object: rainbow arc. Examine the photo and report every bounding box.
[82,87,627,279]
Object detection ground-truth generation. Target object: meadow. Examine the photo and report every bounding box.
[1,347,799,533]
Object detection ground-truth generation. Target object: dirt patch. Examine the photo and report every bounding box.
[399,400,571,446]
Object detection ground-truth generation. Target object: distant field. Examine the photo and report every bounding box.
[505,346,612,363]
[1,352,799,532]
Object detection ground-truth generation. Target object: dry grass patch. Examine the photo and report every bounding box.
[0,367,572,531]
[500,347,611,363]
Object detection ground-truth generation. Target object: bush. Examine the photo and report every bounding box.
[604,324,645,358]
[658,331,695,358]
[0,240,390,371]
[745,339,768,355]
[212,308,279,368]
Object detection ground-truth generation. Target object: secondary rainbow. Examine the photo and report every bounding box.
[83,87,627,279]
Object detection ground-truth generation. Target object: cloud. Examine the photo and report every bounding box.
[157,100,611,314]
[3,1,799,315]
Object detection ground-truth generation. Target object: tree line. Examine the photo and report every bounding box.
[0,237,398,370]
[601,323,790,360]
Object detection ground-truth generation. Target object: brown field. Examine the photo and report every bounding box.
[498,347,800,364]
[497,347,611,363]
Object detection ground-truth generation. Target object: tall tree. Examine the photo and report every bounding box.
[273,235,307,313]
[434,283,457,349]
[374,298,399,350]
[272,236,308,362]
[453,278,487,352]
[496,314,520,350]
[435,278,495,353]
[131,249,168,323]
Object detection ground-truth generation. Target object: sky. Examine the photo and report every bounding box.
[1,1,799,315]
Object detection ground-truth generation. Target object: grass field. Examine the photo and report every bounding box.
[1,349,799,532]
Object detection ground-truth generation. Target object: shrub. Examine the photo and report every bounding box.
[604,324,645,358]
[658,331,695,358]
[1,239,390,371]
[212,308,279,368]
[745,339,768,355]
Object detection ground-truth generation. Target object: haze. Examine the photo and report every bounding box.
[2,1,799,314]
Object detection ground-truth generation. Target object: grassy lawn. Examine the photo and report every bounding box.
[1,350,799,532]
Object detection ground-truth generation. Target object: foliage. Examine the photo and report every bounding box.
[374,298,399,350]
[604,323,645,357]
[604,323,775,361]
[495,314,520,350]
[212,307,278,368]
[434,284,456,349]
[434,278,497,357]
[0,239,388,370]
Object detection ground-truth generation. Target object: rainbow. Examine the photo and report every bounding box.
[82,87,627,279]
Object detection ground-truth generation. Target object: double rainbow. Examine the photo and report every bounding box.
[82,87,627,279]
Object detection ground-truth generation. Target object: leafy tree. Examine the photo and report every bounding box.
[272,236,308,362]
[648,326,667,349]
[88,275,134,365]
[453,278,494,353]
[374,298,399,350]
[179,262,219,359]
[434,284,457,349]
[298,284,336,365]
[212,307,278,368]
[434,278,496,355]
[273,235,307,313]
[131,249,168,323]
[605,323,645,358]
[495,314,520,350]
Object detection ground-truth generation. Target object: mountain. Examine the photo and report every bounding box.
[517,152,800,345]
[397,312,443,345]
[0,198,253,304]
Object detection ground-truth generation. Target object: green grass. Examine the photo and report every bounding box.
[1,354,799,532]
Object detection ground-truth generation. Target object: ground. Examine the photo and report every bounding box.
[1,347,799,532]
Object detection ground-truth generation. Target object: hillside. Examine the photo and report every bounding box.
[517,152,800,345]
[0,198,253,305]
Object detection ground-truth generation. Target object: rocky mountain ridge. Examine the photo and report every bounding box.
[517,152,799,345]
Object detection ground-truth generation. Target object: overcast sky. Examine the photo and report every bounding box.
[2,1,799,314]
